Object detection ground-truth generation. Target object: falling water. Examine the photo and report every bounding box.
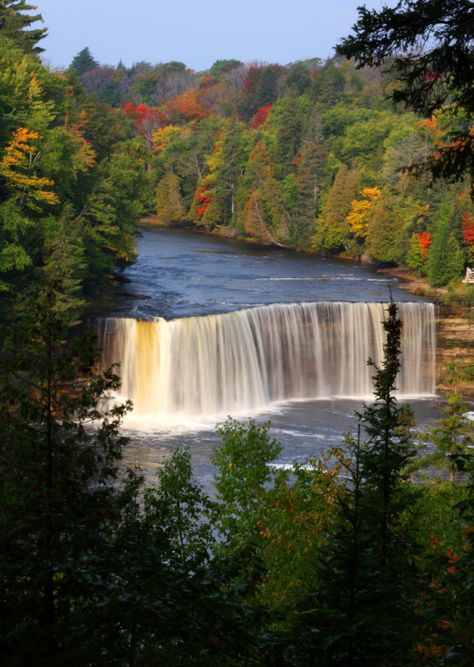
[98,302,436,419]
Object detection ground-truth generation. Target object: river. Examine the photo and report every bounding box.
[101,227,441,490]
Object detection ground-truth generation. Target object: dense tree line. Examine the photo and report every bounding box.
[1,2,474,664]
[65,18,474,291]
[0,7,153,313]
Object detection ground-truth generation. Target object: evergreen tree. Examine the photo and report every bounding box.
[313,166,361,253]
[0,0,46,53]
[309,60,345,109]
[70,47,100,76]
[155,171,185,225]
[290,113,327,247]
[243,140,289,245]
[214,120,248,226]
[290,302,421,666]
[0,290,136,663]
[274,94,302,179]
[427,211,465,286]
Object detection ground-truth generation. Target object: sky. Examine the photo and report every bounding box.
[35,0,389,71]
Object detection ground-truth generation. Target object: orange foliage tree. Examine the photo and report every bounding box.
[417,231,431,256]
[0,127,59,210]
[162,90,208,123]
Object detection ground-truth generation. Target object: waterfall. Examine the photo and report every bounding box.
[98,302,436,419]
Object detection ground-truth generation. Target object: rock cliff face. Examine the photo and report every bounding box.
[436,307,474,391]
[379,267,474,392]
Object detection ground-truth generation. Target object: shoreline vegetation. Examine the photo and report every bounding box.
[2,1,474,664]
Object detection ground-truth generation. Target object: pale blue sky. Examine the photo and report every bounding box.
[35,0,390,71]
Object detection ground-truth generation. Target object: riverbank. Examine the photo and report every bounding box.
[378,267,474,393]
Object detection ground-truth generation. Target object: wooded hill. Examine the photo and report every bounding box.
[70,48,474,290]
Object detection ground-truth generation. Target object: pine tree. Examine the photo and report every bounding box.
[70,47,99,76]
[0,290,136,662]
[214,120,247,226]
[291,302,421,666]
[243,140,289,245]
[0,0,46,54]
[155,171,184,225]
[313,165,361,252]
[290,113,327,248]
[427,211,465,286]
[274,94,302,179]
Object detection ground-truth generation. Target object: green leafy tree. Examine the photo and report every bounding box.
[83,138,153,277]
[365,194,405,263]
[337,0,474,189]
[213,419,282,547]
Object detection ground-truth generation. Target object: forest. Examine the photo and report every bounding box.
[1,0,474,665]
[68,38,474,293]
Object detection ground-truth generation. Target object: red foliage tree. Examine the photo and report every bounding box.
[462,211,474,246]
[122,102,168,146]
[251,104,272,129]
[416,231,431,255]
[196,183,212,216]
[242,66,263,95]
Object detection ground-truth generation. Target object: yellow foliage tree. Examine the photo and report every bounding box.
[346,186,382,238]
[151,125,186,154]
[0,127,59,210]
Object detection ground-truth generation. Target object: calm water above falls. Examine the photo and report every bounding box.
[105,227,440,489]
[112,227,428,320]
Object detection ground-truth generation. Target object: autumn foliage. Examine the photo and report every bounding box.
[346,187,381,238]
[0,127,59,209]
[417,231,431,255]
[163,90,208,122]
[462,212,474,246]
[251,104,272,129]
[196,183,212,216]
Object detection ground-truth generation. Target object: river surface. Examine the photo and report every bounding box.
[106,227,441,490]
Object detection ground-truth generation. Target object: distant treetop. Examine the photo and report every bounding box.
[70,47,100,76]
[209,59,243,77]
